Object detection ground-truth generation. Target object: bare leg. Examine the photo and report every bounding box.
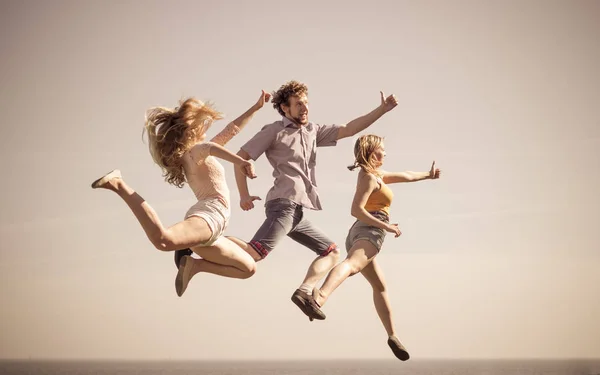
[227,236,263,262]
[360,259,395,337]
[287,219,342,321]
[361,258,410,361]
[314,240,378,307]
[299,249,341,289]
[287,219,341,290]
[175,236,257,296]
[92,170,212,250]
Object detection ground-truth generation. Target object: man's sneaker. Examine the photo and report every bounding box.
[291,289,326,320]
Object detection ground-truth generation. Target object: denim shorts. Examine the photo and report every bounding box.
[345,211,389,252]
[249,198,337,259]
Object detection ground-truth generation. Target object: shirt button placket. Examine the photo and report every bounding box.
[301,129,309,172]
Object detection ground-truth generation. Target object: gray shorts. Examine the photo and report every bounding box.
[249,198,338,259]
[345,211,389,252]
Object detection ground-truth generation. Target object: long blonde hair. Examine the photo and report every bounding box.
[143,98,223,188]
[347,134,384,177]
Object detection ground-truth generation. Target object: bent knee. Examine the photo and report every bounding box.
[372,282,387,293]
[150,233,171,251]
[322,245,341,260]
[346,260,365,277]
[349,265,362,277]
[241,262,257,279]
[152,237,182,251]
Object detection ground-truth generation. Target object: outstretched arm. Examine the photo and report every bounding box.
[336,91,398,140]
[189,142,256,179]
[210,143,253,173]
[351,172,401,237]
[211,90,271,146]
[382,161,441,184]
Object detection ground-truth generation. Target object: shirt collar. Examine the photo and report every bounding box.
[282,116,312,129]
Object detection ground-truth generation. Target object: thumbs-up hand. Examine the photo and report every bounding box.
[380,91,398,113]
[429,161,441,179]
[255,89,271,109]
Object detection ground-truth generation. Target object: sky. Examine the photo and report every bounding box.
[0,0,599,361]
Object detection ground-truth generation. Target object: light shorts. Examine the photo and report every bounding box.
[184,197,230,246]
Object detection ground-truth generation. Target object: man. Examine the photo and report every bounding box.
[233,80,398,320]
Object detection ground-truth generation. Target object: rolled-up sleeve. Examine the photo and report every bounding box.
[240,124,277,160]
[315,123,342,147]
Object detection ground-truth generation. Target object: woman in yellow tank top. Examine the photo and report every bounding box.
[312,134,441,361]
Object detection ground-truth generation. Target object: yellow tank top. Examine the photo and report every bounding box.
[364,176,393,216]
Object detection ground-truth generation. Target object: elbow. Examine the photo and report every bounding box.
[237,149,251,160]
[350,206,362,219]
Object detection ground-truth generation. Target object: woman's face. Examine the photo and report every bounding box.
[371,141,386,168]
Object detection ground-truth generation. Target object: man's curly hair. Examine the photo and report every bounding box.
[271,80,308,116]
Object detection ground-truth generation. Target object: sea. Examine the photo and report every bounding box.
[1,359,599,375]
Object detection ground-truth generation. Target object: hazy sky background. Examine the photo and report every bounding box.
[1,0,599,360]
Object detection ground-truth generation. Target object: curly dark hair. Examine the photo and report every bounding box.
[271,80,308,116]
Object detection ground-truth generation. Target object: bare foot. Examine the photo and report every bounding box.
[175,255,195,297]
[91,169,122,191]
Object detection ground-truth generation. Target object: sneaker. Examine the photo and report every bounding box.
[91,169,121,189]
[387,336,410,361]
[291,289,326,320]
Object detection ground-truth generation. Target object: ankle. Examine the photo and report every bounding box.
[103,178,122,193]
[315,289,327,307]
[191,258,203,275]
[298,283,313,294]
[111,178,124,190]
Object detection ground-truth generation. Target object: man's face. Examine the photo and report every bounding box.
[283,94,309,125]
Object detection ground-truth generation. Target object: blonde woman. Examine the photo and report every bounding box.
[91,91,271,296]
[309,134,441,361]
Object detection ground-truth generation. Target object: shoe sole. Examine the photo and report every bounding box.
[388,338,410,361]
